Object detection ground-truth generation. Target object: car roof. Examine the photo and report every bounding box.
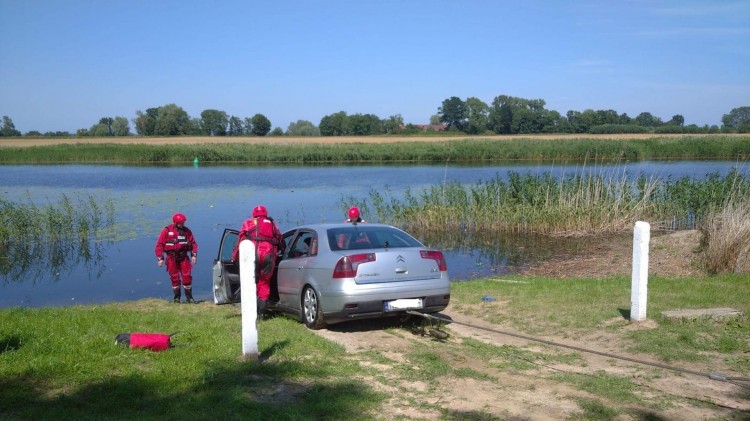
[287,223,395,231]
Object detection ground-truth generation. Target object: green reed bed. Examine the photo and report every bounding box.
[0,193,115,281]
[1,135,749,164]
[0,193,113,243]
[367,169,750,236]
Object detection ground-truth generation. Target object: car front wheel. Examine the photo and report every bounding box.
[301,286,326,329]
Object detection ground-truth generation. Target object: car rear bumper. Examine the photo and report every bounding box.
[322,293,450,324]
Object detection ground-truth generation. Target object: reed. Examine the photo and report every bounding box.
[368,169,750,238]
[698,195,750,274]
[0,193,115,282]
[0,193,113,242]
[1,135,748,164]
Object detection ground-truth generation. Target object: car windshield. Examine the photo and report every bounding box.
[327,226,423,251]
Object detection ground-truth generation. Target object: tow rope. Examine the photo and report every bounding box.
[407,311,750,390]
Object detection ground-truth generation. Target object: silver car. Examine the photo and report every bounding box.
[212,223,451,329]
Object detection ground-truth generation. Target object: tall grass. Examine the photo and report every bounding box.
[0,193,115,282]
[1,135,749,164]
[698,195,750,274]
[0,192,113,243]
[366,169,750,238]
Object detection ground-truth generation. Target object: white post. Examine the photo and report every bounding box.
[239,239,259,360]
[630,221,650,322]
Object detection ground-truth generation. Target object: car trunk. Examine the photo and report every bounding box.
[351,249,443,284]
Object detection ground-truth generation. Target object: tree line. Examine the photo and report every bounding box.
[435,96,750,135]
[2,96,749,138]
[0,104,275,139]
[130,105,273,137]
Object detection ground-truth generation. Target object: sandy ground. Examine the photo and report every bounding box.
[306,230,749,420]
[0,133,719,148]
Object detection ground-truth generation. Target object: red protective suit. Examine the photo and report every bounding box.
[155,223,198,294]
[231,216,284,301]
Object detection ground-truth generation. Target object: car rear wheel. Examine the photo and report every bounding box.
[301,286,326,329]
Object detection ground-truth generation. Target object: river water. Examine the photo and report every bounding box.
[1,161,747,308]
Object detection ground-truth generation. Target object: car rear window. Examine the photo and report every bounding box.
[327,226,423,251]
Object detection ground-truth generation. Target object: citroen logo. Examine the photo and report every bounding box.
[397,255,405,263]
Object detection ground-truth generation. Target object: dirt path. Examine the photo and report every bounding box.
[311,231,748,419]
[313,308,748,419]
[313,311,747,420]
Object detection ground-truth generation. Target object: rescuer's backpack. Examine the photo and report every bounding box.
[115,332,178,351]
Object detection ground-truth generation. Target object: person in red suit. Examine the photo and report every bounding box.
[155,213,198,303]
[345,206,366,224]
[232,205,284,316]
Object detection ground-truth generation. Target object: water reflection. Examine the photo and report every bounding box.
[0,235,109,284]
[0,192,114,286]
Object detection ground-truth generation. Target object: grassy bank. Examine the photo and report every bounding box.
[1,275,748,419]
[1,135,749,164]
[0,301,378,420]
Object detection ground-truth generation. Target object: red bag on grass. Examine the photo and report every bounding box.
[115,332,175,351]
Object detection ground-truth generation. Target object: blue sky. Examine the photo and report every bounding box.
[1,0,748,133]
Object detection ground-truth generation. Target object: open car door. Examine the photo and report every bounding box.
[212,228,240,304]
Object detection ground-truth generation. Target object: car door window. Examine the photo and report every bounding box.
[281,230,296,258]
[219,230,238,261]
[328,226,422,250]
[289,231,316,258]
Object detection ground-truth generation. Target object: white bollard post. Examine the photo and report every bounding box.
[630,221,650,322]
[239,239,259,360]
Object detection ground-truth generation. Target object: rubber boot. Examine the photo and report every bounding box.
[257,299,268,320]
[185,288,196,304]
[173,288,181,304]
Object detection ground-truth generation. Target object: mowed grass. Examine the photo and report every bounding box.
[2,274,749,419]
[0,300,383,420]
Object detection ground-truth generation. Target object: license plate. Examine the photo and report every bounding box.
[384,298,423,312]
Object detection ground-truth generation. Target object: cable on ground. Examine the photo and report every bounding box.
[407,310,750,390]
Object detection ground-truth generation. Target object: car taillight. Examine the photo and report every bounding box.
[332,253,376,279]
[420,250,447,271]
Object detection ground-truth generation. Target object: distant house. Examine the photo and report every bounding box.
[417,124,448,132]
[400,124,448,132]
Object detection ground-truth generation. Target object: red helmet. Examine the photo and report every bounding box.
[252,205,268,218]
[172,213,187,224]
[348,206,360,219]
